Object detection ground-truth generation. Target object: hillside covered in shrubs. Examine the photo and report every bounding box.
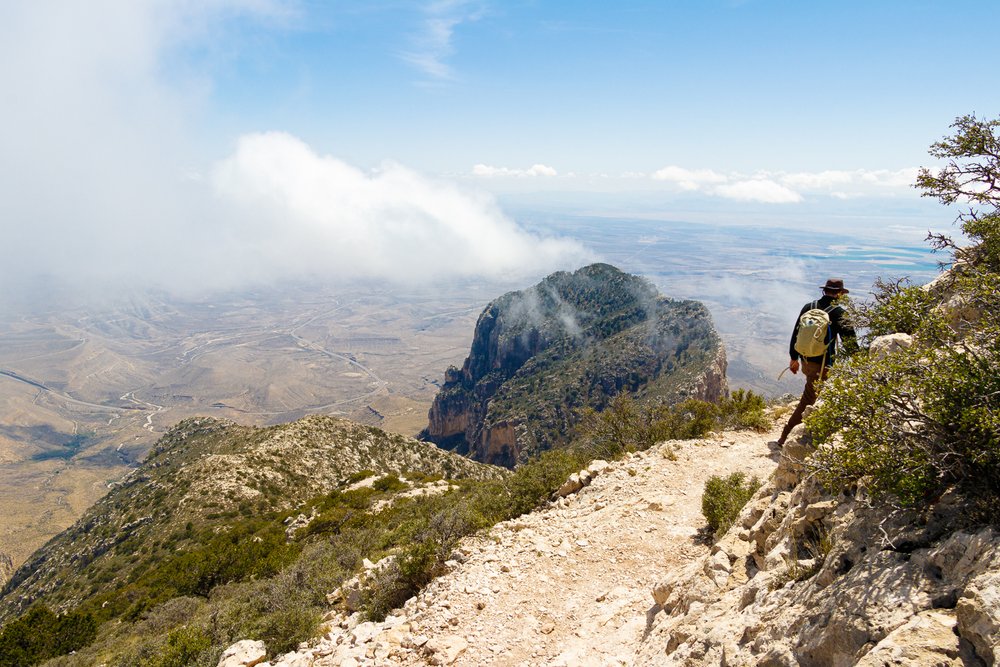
[808,113,1000,519]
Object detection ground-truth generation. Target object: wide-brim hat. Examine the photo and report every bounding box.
[821,278,849,294]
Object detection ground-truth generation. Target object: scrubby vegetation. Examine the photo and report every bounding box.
[0,377,770,665]
[577,390,771,461]
[0,444,585,665]
[808,114,1000,517]
[0,606,96,667]
[701,472,762,539]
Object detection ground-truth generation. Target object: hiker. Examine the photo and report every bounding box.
[777,278,857,445]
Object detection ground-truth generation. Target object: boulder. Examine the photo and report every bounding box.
[425,635,468,665]
[555,472,585,498]
[869,333,914,359]
[856,610,962,666]
[218,639,267,667]
[956,571,1000,665]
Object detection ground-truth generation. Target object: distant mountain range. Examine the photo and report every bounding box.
[421,263,727,466]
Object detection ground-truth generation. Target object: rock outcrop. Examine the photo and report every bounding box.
[422,263,727,466]
[639,413,1000,666]
[0,553,12,589]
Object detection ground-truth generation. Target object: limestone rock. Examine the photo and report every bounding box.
[328,555,397,613]
[556,472,586,498]
[586,459,610,475]
[870,332,914,359]
[856,610,962,666]
[269,652,311,667]
[640,443,1000,667]
[218,639,267,667]
[705,549,732,588]
[425,635,468,665]
[956,570,1000,666]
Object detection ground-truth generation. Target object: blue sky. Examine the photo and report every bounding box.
[182,1,999,174]
[1,1,998,293]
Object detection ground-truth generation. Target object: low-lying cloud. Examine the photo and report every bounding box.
[0,1,588,306]
[651,165,919,203]
[472,163,560,177]
[212,133,589,283]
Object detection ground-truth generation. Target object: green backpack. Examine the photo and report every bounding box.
[794,301,834,359]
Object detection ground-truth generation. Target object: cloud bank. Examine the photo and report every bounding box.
[0,1,588,304]
[651,165,919,203]
[212,133,589,283]
[472,163,560,177]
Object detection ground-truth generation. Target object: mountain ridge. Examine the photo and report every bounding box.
[422,263,727,467]
[0,415,503,624]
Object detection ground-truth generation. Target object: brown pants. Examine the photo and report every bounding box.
[779,359,829,443]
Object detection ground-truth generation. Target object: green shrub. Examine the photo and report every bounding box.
[372,475,408,493]
[577,395,727,460]
[0,606,97,667]
[577,392,771,461]
[808,114,1000,514]
[360,540,438,621]
[502,448,584,518]
[147,625,213,667]
[716,390,771,432]
[809,325,1000,507]
[849,278,938,342]
[654,399,718,440]
[249,606,320,657]
[701,472,762,538]
[345,470,375,484]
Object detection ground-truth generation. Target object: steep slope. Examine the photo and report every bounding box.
[246,422,998,667]
[0,415,501,624]
[639,421,999,666]
[236,426,782,667]
[423,263,727,467]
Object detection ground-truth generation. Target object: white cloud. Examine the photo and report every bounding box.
[651,166,727,190]
[526,164,558,177]
[779,168,919,191]
[650,166,800,202]
[472,163,559,177]
[647,164,919,203]
[0,2,588,305]
[714,179,803,204]
[402,1,484,81]
[213,133,589,282]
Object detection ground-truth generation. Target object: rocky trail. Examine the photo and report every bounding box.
[236,427,781,667]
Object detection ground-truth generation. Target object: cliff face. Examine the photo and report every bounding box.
[422,264,728,466]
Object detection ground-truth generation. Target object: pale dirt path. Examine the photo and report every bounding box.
[395,429,780,667]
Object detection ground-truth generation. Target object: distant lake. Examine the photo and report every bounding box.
[524,214,942,299]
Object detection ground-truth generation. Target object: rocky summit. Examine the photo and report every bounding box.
[422,263,727,467]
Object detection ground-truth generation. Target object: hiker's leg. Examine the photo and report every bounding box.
[779,361,821,443]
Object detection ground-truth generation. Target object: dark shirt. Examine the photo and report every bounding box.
[788,294,857,365]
